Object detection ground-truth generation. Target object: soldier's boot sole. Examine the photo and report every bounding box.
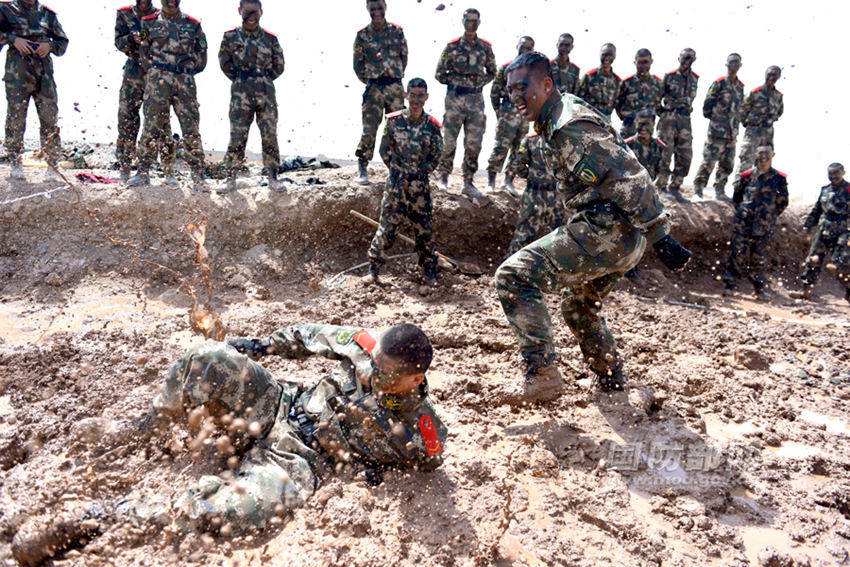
[490,364,564,407]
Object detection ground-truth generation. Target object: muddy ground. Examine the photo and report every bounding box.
[0,157,849,567]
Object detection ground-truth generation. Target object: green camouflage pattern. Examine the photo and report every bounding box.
[723,167,788,288]
[550,57,580,95]
[693,135,737,192]
[495,93,669,374]
[0,0,68,164]
[136,10,207,173]
[625,135,666,181]
[736,85,783,177]
[353,22,407,162]
[656,68,698,190]
[115,6,173,168]
[703,75,744,138]
[435,35,496,177]
[156,324,447,533]
[801,180,850,290]
[576,68,621,118]
[219,26,285,174]
[487,60,528,175]
[369,109,442,269]
[615,73,663,138]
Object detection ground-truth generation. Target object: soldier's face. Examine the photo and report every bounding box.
[507,66,553,122]
[637,120,653,139]
[370,348,425,395]
[367,1,386,24]
[727,57,742,74]
[518,38,534,55]
[828,167,844,185]
[679,51,695,70]
[463,14,480,34]
[756,147,773,170]
[601,51,616,68]
[137,0,153,11]
[161,0,179,15]
[406,87,428,113]
[765,67,781,87]
[240,3,262,28]
[557,38,573,57]
[635,56,652,75]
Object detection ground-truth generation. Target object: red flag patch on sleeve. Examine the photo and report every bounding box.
[418,415,443,456]
[353,329,377,354]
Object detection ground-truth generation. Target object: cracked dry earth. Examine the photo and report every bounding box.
[0,162,849,566]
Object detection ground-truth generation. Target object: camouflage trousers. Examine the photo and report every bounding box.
[495,204,646,374]
[487,110,528,175]
[801,223,850,291]
[438,91,486,178]
[3,67,60,164]
[116,63,174,168]
[355,80,404,162]
[507,181,567,255]
[656,112,693,191]
[368,173,436,270]
[137,68,205,173]
[152,343,317,534]
[223,81,280,174]
[693,135,737,192]
[735,126,774,178]
[722,226,772,289]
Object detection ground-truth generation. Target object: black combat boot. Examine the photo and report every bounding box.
[595,366,626,392]
[487,171,497,191]
[423,263,438,286]
[356,160,370,185]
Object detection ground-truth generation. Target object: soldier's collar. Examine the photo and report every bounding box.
[374,380,429,413]
[407,109,426,124]
[534,91,565,140]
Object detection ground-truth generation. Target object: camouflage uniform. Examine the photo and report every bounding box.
[495,93,670,376]
[152,325,447,533]
[723,167,788,290]
[736,85,784,176]
[550,57,580,95]
[115,5,173,170]
[801,180,850,293]
[656,68,699,191]
[219,26,285,175]
[487,59,528,177]
[626,135,666,180]
[615,73,663,138]
[369,109,443,271]
[576,68,621,118]
[507,132,566,254]
[353,22,407,163]
[435,35,496,178]
[693,75,744,194]
[136,10,207,175]
[0,0,68,166]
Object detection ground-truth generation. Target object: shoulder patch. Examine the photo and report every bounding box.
[775,170,787,178]
[692,71,699,78]
[185,14,200,24]
[587,68,598,75]
[142,12,158,20]
[418,415,443,456]
[352,329,377,354]
[527,132,539,138]
[389,22,403,30]
[386,110,403,119]
[624,136,635,143]
[613,73,622,81]
[668,69,678,75]
[428,115,442,128]
[653,74,662,81]
[358,24,369,32]
[550,58,556,64]
[656,138,667,148]
[335,328,358,345]
[263,28,277,38]
[741,169,754,177]
[716,76,726,82]
[448,36,461,43]
[623,74,635,81]
[776,89,783,95]
[41,4,55,13]
[753,86,762,92]
[502,59,513,67]
[225,27,238,33]
[118,5,133,11]
[574,64,581,71]
[575,158,601,184]
[479,37,492,46]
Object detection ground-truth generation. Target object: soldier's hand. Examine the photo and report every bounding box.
[35,42,51,59]
[132,32,142,44]
[13,37,33,55]
[227,338,272,360]
[652,235,692,272]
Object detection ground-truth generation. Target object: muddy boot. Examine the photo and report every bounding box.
[192,171,209,193]
[790,285,814,300]
[492,354,565,406]
[423,263,438,287]
[127,170,151,187]
[163,168,179,187]
[462,176,484,200]
[715,187,731,202]
[436,171,449,190]
[595,366,626,393]
[486,171,497,191]
[364,261,380,285]
[9,157,25,181]
[356,160,370,185]
[693,184,704,200]
[668,186,688,203]
[11,506,100,567]
[753,283,768,301]
[502,174,520,197]
[119,164,131,183]
[268,171,285,192]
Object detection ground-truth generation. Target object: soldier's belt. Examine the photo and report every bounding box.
[664,108,691,116]
[236,69,273,80]
[447,84,482,96]
[367,77,402,87]
[390,169,430,183]
[152,62,191,75]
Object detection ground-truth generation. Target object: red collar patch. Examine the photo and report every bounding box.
[353,329,377,354]
[418,415,443,456]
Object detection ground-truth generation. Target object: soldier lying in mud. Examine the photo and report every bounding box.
[12,323,447,566]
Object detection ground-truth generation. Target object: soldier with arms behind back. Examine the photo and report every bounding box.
[550,33,579,95]
[735,65,783,179]
[576,43,620,119]
[615,48,663,139]
[656,48,698,202]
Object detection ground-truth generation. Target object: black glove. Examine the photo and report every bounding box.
[653,234,692,272]
[227,338,271,360]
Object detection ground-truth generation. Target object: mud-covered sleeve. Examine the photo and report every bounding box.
[353,31,367,84]
[218,35,235,81]
[804,190,824,230]
[378,121,394,168]
[114,12,134,56]
[270,35,285,79]
[193,22,207,74]
[777,177,789,215]
[268,324,366,361]
[435,44,450,85]
[511,137,531,178]
[703,81,719,118]
[47,12,68,56]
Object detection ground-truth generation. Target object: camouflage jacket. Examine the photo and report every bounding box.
[740,85,783,128]
[615,73,663,123]
[659,68,699,113]
[219,26,284,83]
[140,10,207,75]
[353,21,407,83]
[512,133,555,185]
[491,59,520,115]
[576,68,621,116]
[379,109,443,177]
[550,57,580,95]
[732,167,789,236]
[625,135,666,180]
[534,92,670,245]
[703,75,744,138]
[804,180,850,236]
[435,35,496,89]
[115,4,156,65]
[268,324,448,471]
[0,0,68,77]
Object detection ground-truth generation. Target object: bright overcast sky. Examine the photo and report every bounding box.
[8,0,850,199]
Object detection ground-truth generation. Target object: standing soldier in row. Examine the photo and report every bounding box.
[615,48,663,139]
[368,78,443,286]
[549,33,579,95]
[625,110,666,181]
[794,163,850,303]
[115,0,175,183]
[486,35,534,195]
[219,0,285,192]
[723,145,788,300]
[0,0,68,183]
[352,0,407,186]
[575,43,620,119]
[735,65,783,179]
[128,0,209,191]
[656,48,698,202]
[693,53,744,201]
[434,8,496,198]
